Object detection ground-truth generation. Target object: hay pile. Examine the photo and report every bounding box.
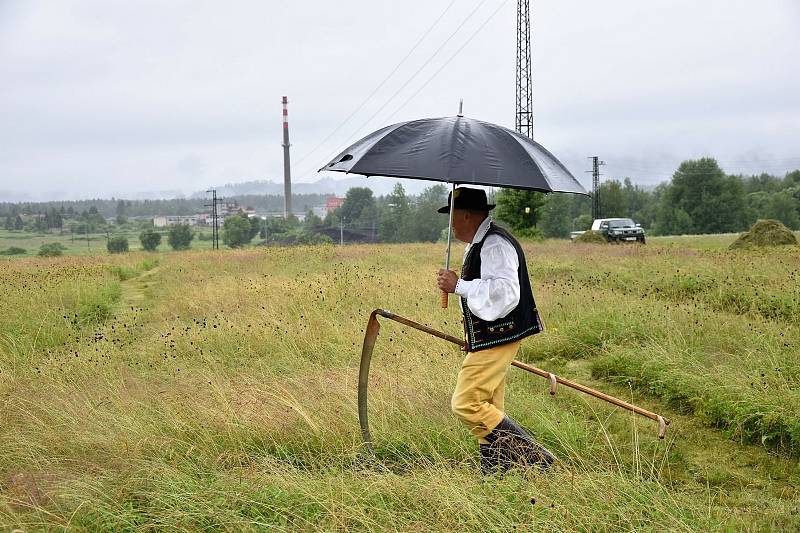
[730,219,798,249]
[574,230,607,244]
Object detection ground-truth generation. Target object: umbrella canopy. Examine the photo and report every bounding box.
[321,115,588,195]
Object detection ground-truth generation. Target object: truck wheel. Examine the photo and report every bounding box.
[638,236,646,244]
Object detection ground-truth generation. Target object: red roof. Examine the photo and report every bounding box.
[325,196,344,212]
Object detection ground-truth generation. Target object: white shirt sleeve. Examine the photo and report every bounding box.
[454,234,520,321]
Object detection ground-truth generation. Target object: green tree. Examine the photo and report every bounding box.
[14,215,23,230]
[86,205,106,228]
[539,193,572,238]
[38,243,66,257]
[263,215,300,242]
[409,184,448,242]
[44,208,62,230]
[0,246,26,256]
[247,216,261,241]
[764,191,800,229]
[139,229,162,251]
[573,214,592,231]
[168,224,194,250]
[623,178,657,229]
[785,170,800,187]
[655,158,747,235]
[4,216,13,230]
[494,189,547,230]
[379,183,413,242]
[222,215,253,248]
[654,206,693,236]
[115,199,127,225]
[598,180,626,218]
[742,173,783,194]
[33,216,48,233]
[303,210,323,232]
[339,187,377,228]
[107,236,129,253]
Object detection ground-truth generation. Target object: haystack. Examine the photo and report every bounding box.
[574,230,607,244]
[729,219,798,249]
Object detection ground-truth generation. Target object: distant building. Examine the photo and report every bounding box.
[153,215,201,227]
[325,196,344,214]
[152,201,259,228]
[217,200,256,219]
[311,205,327,219]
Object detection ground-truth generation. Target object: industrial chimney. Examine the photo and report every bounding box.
[281,96,292,218]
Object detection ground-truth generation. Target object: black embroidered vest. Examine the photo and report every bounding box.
[460,222,543,352]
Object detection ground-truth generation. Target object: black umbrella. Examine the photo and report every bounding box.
[320,114,588,306]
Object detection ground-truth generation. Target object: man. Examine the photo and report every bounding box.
[436,187,555,474]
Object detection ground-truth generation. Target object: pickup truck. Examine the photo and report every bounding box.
[570,218,646,243]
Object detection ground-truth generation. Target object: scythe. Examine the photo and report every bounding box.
[358,309,669,457]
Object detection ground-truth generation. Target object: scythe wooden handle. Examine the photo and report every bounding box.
[440,290,449,308]
[357,309,671,457]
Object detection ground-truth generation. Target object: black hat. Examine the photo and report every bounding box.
[437,187,496,213]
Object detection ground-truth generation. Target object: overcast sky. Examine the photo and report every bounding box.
[1,0,799,201]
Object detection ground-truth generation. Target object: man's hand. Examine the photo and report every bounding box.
[437,269,458,293]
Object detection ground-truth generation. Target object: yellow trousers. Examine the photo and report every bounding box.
[451,340,521,444]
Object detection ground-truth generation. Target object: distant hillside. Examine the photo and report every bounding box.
[0,175,434,204]
[0,194,332,219]
[0,176,440,218]
[197,175,432,198]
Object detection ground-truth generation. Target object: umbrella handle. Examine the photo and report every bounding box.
[442,182,456,310]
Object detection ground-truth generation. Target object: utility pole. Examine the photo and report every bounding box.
[205,189,221,249]
[339,217,344,246]
[587,156,605,220]
[515,0,545,228]
[282,96,292,218]
[515,0,533,139]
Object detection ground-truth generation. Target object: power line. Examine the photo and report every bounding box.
[290,0,458,172]
[381,0,511,125]
[600,155,800,165]
[313,0,493,172]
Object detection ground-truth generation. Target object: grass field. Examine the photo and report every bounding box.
[1,237,799,531]
[0,228,217,257]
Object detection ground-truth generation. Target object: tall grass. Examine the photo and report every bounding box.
[1,242,798,530]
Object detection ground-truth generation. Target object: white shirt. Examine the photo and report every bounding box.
[454,217,521,322]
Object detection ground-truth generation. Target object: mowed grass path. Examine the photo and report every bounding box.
[1,240,798,531]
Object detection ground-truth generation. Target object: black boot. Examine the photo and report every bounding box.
[479,443,508,475]
[484,416,556,472]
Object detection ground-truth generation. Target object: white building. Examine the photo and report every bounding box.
[153,215,201,228]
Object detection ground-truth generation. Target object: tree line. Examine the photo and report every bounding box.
[4,159,799,244]
[218,183,452,247]
[495,159,800,238]
[319,159,800,240]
